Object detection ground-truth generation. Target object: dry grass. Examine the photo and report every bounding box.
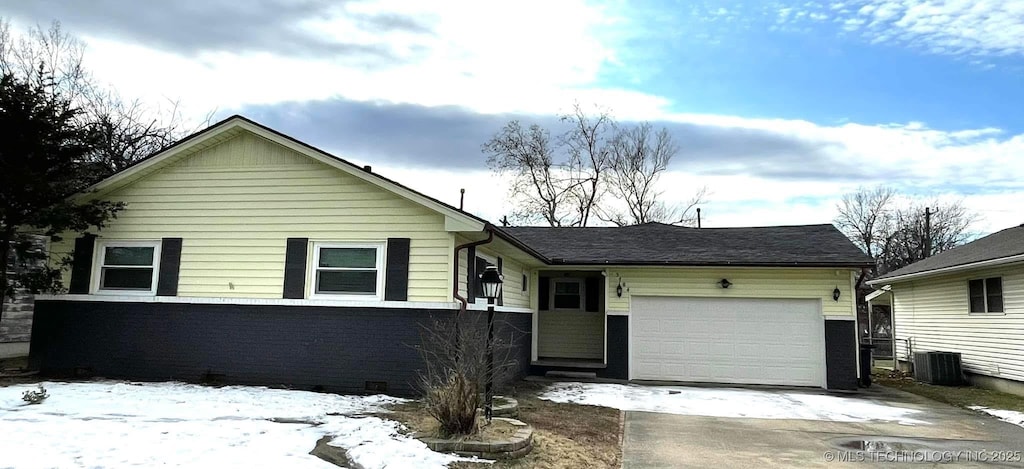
[388,381,622,469]
[874,368,1024,413]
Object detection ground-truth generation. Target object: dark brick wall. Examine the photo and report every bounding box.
[825,319,857,390]
[30,300,532,397]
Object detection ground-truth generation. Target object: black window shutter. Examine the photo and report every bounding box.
[283,238,308,299]
[384,238,410,301]
[496,257,503,306]
[474,256,489,301]
[538,275,550,310]
[585,276,601,312]
[466,246,476,299]
[68,234,96,294]
[156,238,183,296]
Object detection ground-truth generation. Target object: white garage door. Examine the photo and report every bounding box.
[631,296,824,387]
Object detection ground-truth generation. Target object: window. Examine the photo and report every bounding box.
[969,277,1003,313]
[96,241,160,294]
[522,274,528,292]
[312,243,384,299]
[552,278,583,310]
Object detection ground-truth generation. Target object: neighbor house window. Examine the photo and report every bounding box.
[95,241,160,294]
[552,278,583,311]
[312,243,384,299]
[969,277,1003,313]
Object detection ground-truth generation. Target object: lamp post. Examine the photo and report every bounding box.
[479,265,503,422]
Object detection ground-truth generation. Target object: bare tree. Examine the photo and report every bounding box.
[484,107,706,227]
[834,186,898,262]
[601,123,706,226]
[835,187,979,275]
[483,121,573,226]
[561,105,615,226]
[0,20,207,179]
[878,200,978,273]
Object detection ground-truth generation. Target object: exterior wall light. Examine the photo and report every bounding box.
[480,266,503,300]
[833,286,841,302]
[719,278,732,289]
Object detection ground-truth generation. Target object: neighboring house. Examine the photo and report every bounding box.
[867,224,1024,397]
[30,115,873,395]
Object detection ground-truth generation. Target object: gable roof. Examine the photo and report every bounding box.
[77,114,494,231]
[869,224,1024,284]
[502,223,874,267]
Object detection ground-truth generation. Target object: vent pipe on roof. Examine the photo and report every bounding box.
[362,165,372,172]
[459,188,465,210]
[697,208,702,228]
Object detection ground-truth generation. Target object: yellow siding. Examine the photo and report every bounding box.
[890,264,1024,382]
[538,310,604,359]
[606,267,857,316]
[452,236,530,309]
[52,133,453,301]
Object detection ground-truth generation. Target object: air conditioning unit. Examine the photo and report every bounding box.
[913,351,963,386]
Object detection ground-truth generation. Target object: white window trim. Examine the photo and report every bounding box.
[968,276,1004,314]
[309,242,386,301]
[550,278,585,312]
[473,252,498,305]
[92,240,161,296]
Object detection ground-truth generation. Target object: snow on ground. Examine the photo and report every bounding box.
[0,381,473,469]
[539,382,927,425]
[969,406,1024,428]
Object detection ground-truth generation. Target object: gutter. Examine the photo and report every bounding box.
[867,253,1024,286]
[453,230,493,315]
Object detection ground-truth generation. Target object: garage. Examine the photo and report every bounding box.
[631,296,825,387]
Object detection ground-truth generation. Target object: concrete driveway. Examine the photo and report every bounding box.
[623,386,1024,468]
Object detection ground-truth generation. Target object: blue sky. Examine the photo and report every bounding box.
[3,0,1022,232]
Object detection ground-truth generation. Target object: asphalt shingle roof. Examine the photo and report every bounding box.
[873,224,1024,281]
[500,223,874,267]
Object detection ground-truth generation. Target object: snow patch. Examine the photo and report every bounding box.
[969,406,1024,428]
[0,381,474,468]
[539,382,927,425]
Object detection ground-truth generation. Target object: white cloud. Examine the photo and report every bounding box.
[787,0,1024,58]
[25,0,635,118]
[5,2,1020,235]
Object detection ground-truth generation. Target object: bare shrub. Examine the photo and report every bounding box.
[416,312,525,437]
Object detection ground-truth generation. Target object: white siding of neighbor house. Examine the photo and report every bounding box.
[51,132,454,302]
[890,263,1024,382]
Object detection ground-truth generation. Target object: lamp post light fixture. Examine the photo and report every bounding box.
[479,265,503,422]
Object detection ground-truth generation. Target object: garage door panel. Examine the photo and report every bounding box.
[631,296,824,387]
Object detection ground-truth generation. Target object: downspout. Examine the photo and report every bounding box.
[453,229,494,315]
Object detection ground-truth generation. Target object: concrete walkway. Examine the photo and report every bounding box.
[623,386,1024,468]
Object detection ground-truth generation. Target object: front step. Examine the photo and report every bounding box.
[545,370,597,379]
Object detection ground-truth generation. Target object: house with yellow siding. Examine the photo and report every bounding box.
[31,115,874,395]
[867,225,1024,397]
